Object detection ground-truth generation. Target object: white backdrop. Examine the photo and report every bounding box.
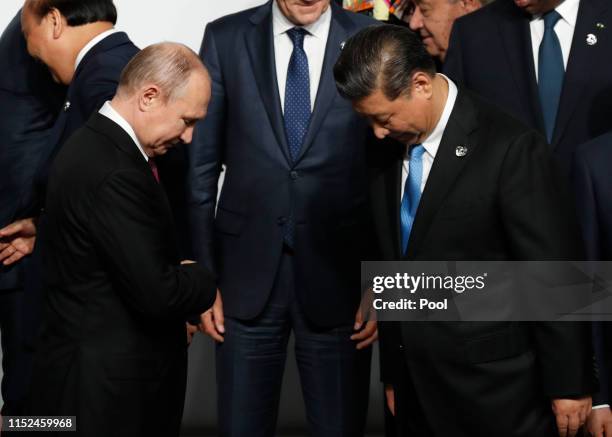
[1,0,268,51]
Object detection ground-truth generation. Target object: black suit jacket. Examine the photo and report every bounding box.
[373,89,593,436]
[574,131,612,405]
[188,1,376,327]
[443,0,612,177]
[0,11,64,290]
[23,31,139,218]
[27,114,216,437]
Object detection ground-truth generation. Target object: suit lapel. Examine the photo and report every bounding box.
[498,6,544,133]
[404,90,479,259]
[295,3,351,163]
[553,0,608,147]
[245,2,292,164]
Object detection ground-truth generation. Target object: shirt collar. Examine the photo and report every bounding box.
[530,0,580,27]
[418,73,458,160]
[98,101,149,162]
[75,28,118,71]
[272,0,332,39]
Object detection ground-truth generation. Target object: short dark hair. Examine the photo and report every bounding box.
[28,0,117,26]
[334,25,436,101]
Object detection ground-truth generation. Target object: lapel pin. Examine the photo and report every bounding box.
[63,101,71,112]
[586,34,598,45]
[340,41,346,50]
[596,23,605,29]
[455,145,468,157]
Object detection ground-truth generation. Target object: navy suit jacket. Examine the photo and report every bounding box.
[574,131,612,405]
[444,0,612,176]
[23,31,139,218]
[188,1,376,328]
[0,11,64,290]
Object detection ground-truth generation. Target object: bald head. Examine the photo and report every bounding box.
[111,42,211,157]
[117,42,209,102]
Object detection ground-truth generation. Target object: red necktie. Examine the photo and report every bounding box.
[148,158,160,183]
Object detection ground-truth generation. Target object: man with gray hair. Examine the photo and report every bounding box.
[408,0,490,62]
[23,43,216,437]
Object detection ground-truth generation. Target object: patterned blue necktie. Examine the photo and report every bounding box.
[538,10,564,143]
[282,28,310,247]
[400,144,425,255]
[284,27,311,162]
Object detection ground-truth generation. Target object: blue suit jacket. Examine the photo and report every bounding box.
[0,11,64,291]
[444,0,612,177]
[188,1,376,328]
[23,31,139,218]
[574,131,612,405]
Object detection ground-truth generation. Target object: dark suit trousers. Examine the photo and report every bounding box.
[216,250,372,437]
[0,288,29,416]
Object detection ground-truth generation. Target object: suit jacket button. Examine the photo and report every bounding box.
[290,171,299,180]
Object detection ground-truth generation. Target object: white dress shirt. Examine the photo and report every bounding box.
[530,0,580,81]
[74,28,119,71]
[272,1,331,112]
[98,101,148,162]
[400,74,458,201]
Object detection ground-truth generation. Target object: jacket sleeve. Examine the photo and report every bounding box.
[499,130,594,398]
[187,24,226,274]
[90,169,216,320]
[573,147,609,405]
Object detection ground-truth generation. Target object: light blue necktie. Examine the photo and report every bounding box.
[400,144,425,254]
[283,27,311,247]
[538,10,564,143]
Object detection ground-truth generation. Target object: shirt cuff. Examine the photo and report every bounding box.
[593,404,611,410]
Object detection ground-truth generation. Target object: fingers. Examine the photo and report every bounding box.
[351,321,378,349]
[186,323,198,345]
[567,413,580,437]
[384,385,395,416]
[557,414,569,437]
[2,250,26,266]
[202,310,224,342]
[0,221,24,238]
[354,306,364,331]
[213,290,225,334]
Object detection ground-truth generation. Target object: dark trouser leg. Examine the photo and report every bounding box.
[216,254,292,437]
[290,269,372,436]
[0,289,28,417]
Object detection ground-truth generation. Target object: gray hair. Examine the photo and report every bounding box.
[117,42,206,101]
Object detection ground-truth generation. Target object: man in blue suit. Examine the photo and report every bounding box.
[443,0,612,177]
[574,131,612,436]
[0,10,63,418]
[188,1,377,435]
[0,0,138,271]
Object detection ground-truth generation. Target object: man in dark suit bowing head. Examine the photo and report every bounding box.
[335,25,593,437]
[26,43,216,437]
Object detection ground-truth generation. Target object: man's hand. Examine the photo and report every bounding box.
[385,384,396,416]
[351,287,378,349]
[351,308,378,349]
[186,322,198,345]
[551,397,591,437]
[200,289,225,342]
[0,218,37,266]
[587,407,612,437]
